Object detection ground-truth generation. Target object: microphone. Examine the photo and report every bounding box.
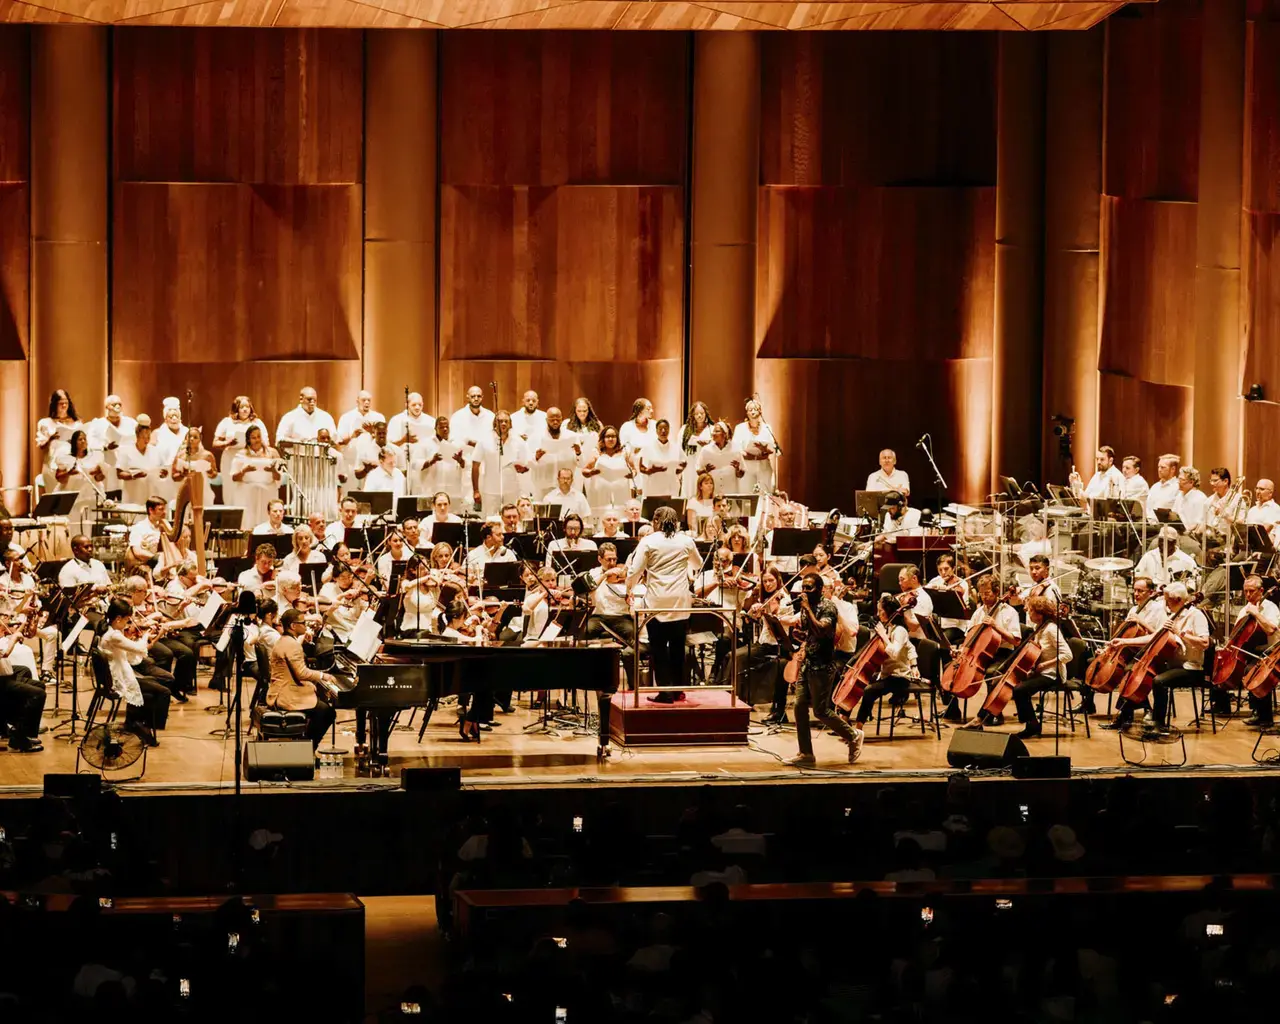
[489,381,497,388]
[915,434,929,449]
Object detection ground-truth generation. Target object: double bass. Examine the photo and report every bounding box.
[940,602,1010,700]
[1118,593,1205,704]
[982,616,1052,719]
[832,592,915,713]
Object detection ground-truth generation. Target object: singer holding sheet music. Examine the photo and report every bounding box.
[52,429,105,531]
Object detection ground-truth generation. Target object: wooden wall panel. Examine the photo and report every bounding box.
[1103,1,1202,201]
[1098,196,1197,385]
[0,26,30,509]
[112,182,363,363]
[0,27,28,186]
[756,358,993,510]
[756,185,995,360]
[113,28,363,185]
[760,33,997,187]
[439,184,683,363]
[440,32,688,187]
[1243,211,1280,384]
[0,184,28,363]
[1242,400,1280,483]
[1096,372,1193,472]
[1245,18,1280,214]
[439,359,682,435]
[112,360,363,443]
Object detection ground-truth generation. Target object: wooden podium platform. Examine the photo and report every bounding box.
[608,690,751,747]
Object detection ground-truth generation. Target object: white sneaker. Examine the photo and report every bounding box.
[787,752,817,767]
[847,729,864,764]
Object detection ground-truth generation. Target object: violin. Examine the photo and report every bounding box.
[1118,592,1206,704]
[982,616,1052,718]
[940,602,1010,699]
[833,593,917,713]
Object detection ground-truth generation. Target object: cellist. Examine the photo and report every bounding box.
[1078,575,1164,716]
[971,595,1071,740]
[941,575,1021,724]
[851,594,917,730]
[1102,582,1210,734]
[1234,575,1279,727]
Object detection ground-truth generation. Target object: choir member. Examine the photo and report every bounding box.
[639,419,684,498]
[52,429,105,529]
[116,417,163,506]
[229,424,282,528]
[416,416,468,507]
[679,401,714,499]
[151,398,188,502]
[349,419,388,490]
[169,426,215,507]
[565,397,603,460]
[582,425,633,513]
[471,410,531,516]
[252,498,294,536]
[866,449,910,496]
[732,399,779,495]
[450,385,496,450]
[531,406,582,496]
[510,390,548,443]
[212,395,268,510]
[85,395,136,494]
[336,390,385,450]
[275,387,337,445]
[695,421,744,496]
[36,388,82,486]
[618,397,655,463]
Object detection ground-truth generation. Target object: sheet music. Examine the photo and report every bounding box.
[196,590,224,629]
[347,607,382,662]
[62,614,88,653]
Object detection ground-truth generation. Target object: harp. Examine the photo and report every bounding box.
[159,428,209,578]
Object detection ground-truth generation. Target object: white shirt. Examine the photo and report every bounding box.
[1134,547,1198,586]
[866,468,911,494]
[834,597,859,653]
[473,435,531,502]
[967,602,1022,647]
[590,566,631,617]
[1121,473,1150,503]
[324,521,355,549]
[414,436,468,498]
[336,407,385,445]
[1031,621,1072,676]
[276,405,337,443]
[115,442,164,506]
[531,429,583,493]
[1236,598,1280,633]
[542,487,592,522]
[58,557,110,589]
[252,521,294,535]
[98,628,148,706]
[1247,500,1280,527]
[639,438,683,497]
[1146,477,1181,519]
[1173,488,1209,530]
[449,406,496,449]
[901,586,933,638]
[1079,465,1124,499]
[363,465,406,497]
[695,440,743,495]
[619,420,654,454]
[85,415,137,478]
[881,507,923,543]
[545,536,598,569]
[388,410,436,450]
[211,416,268,472]
[466,542,516,574]
[236,567,277,594]
[281,550,327,575]
[1166,604,1210,670]
[626,531,702,622]
[879,622,917,678]
[319,581,364,640]
[926,575,971,629]
[127,518,163,558]
[510,408,548,443]
[1128,597,1168,632]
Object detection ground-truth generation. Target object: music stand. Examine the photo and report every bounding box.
[346,525,388,558]
[202,506,245,532]
[395,494,435,522]
[770,527,823,558]
[1234,523,1274,557]
[620,520,646,537]
[300,563,327,593]
[549,549,597,581]
[854,490,890,520]
[429,521,464,548]
[215,556,252,583]
[533,503,563,520]
[506,533,542,563]
[483,561,524,591]
[601,536,637,563]
[32,491,78,519]
[347,490,395,517]
[641,496,686,520]
[925,588,968,622]
[257,534,295,560]
[722,494,761,520]
[36,559,68,584]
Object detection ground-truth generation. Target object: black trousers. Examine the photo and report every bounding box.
[855,674,911,725]
[584,614,636,689]
[150,634,198,693]
[646,617,689,690]
[1249,690,1274,723]
[303,699,335,747]
[795,660,857,756]
[1010,672,1056,729]
[127,674,173,732]
[1152,667,1207,726]
[0,666,44,741]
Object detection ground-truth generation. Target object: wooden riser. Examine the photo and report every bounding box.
[609,691,751,747]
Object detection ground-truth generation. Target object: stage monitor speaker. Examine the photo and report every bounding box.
[946,730,1028,769]
[401,767,461,792]
[1012,755,1071,779]
[244,741,315,782]
[44,774,103,800]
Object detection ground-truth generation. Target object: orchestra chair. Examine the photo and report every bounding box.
[1034,636,1091,740]
[84,648,122,731]
[1181,639,1220,734]
[249,640,271,709]
[878,563,916,596]
[253,708,310,742]
[871,636,942,740]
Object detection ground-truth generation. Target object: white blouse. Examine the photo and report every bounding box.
[97,628,148,706]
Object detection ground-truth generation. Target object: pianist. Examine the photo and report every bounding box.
[267,608,337,749]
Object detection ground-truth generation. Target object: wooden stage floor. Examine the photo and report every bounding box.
[3,672,1280,794]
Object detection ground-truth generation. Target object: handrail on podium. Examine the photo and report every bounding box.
[630,606,740,708]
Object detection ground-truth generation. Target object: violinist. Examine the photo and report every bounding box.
[1010,555,1061,611]
[852,594,918,730]
[402,517,424,551]
[319,559,368,644]
[1235,575,1279,727]
[812,543,841,588]
[465,521,516,580]
[1134,526,1197,586]
[747,564,796,726]
[522,565,569,642]
[97,597,173,748]
[897,566,933,639]
[941,575,1021,723]
[972,595,1071,739]
[398,557,439,636]
[1103,582,1210,734]
[1,548,56,680]
[160,559,218,696]
[282,525,327,575]
[925,553,970,642]
[122,575,193,703]
[375,530,409,583]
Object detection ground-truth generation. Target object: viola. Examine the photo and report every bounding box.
[941,607,1008,699]
[1086,619,1150,693]
[833,593,916,713]
[1118,592,1205,704]
[982,617,1051,718]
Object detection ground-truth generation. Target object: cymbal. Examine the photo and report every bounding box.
[1084,556,1134,572]
[1050,559,1081,571]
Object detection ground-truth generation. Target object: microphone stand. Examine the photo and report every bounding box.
[917,434,947,529]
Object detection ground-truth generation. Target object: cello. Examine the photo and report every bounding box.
[833,592,915,713]
[981,616,1051,719]
[1118,592,1205,704]
[1243,642,1280,699]
[940,602,1010,700]
[1086,619,1151,694]
[1212,580,1280,689]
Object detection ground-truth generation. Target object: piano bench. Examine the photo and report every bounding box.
[253,708,311,741]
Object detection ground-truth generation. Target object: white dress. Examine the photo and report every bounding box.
[150,424,188,502]
[618,421,653,495]
[35,417,81,487]
[640,438,683,498]
[213,416,269,509]
[230,447,280,529]
[585,451,632,512]
[52,451,105,530]
[695,441,744,496]
[416,437,468,506]
[115,443,164,507]
[678,424,712,499]
[474,435,532,512]
[731,422,778,495]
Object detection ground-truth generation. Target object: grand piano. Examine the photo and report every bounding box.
[324,639,621,711]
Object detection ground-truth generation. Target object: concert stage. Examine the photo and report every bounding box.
[5,679,1280,796]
